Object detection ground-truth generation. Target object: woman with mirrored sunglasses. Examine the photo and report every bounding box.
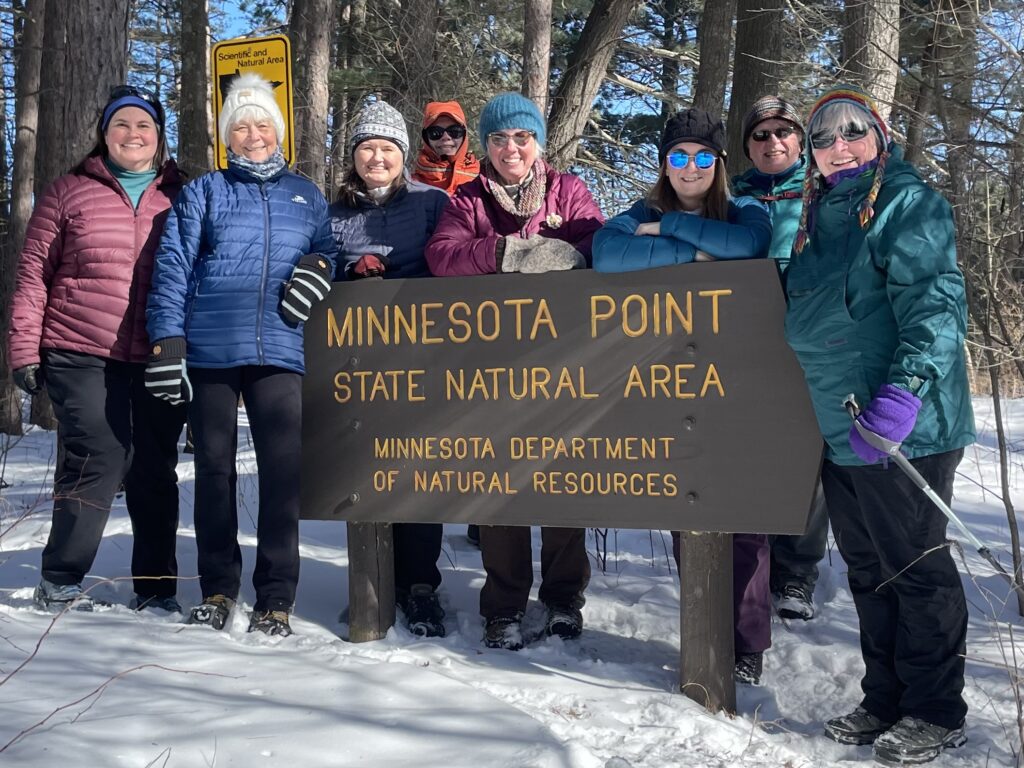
[412,101,480,196]
[785,86,974,764]
[592,107,774,686]
[10,85,186,614]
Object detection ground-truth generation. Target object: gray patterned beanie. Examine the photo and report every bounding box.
[350,101,410,156]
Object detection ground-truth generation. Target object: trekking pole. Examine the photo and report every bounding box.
[843,393,1024,601]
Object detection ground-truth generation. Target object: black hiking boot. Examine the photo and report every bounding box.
[130,594,183,613]
[734,652,763,685]
[776,583,815,620]
[544,604,583,640]
[398,584,446,638]
[872,717,966,765]
[824,706,896,746]
[484,614,524,651]
[34,579,95,612]
[187,594,234,630]
[248,610,293,637]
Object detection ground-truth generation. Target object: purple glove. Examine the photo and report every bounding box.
[849,383,922,463]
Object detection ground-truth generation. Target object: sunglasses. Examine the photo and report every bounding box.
[424,124,466,141]
[487,131,535,148]
[810,123,871,149]
[667,149,717,170]
[750,126,796,142]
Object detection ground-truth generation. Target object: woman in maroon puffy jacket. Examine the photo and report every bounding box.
[424,92,604,652]
[8,87,186,613]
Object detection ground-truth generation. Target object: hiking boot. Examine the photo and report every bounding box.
[776,583,815,621]
[248,610,293,637]
[466,524,481,547]
[544,604,583,640]
[484,614,524,651]
[734,652,763,685]
[872,717,966,765]
[398,584,446,638]
[34,578,94,612]
[130,594,183,613]
[824,706,896,746]
[187,594,235,630]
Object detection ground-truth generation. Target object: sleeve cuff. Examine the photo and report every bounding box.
[150,336,187,360]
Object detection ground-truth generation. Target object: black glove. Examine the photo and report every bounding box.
[145,337,192,406]
[281,254,333,324]
[13,364,43,395]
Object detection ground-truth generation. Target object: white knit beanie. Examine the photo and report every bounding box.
[218,73,286,144]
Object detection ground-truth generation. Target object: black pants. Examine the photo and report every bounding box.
[479,526,590,619]
[822,449,968,729]
[42,351,185,597]
[189,366,301,612]
[393,523,442,594]
[770,483,830,593]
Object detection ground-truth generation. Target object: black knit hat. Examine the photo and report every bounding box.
[659,108,727,163]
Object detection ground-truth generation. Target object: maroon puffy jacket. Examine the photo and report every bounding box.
[9,156,184,369]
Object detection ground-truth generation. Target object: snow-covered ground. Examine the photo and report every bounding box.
[0,398,1020,767]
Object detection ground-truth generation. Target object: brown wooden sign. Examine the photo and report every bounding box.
[300,261,822,533]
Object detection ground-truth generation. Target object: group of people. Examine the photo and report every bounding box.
[8,71,974,766]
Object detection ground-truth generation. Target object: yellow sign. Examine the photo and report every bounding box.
[211,34,294,170]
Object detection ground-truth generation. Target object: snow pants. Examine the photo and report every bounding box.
[479,526,590,619]
[673,531,772,654]
[394,522,443,594]
[770,482,830,593]
[189,366,301,613]
[42,350,184,598]
[822,449,968,729]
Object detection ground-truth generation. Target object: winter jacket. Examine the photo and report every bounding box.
[146,166,335,375]
[783,145,975,465]
[8,156,184,370]
[330,177,449,279]
[424,162,605,275]
[591,196,772,272]
[731,158,805,271]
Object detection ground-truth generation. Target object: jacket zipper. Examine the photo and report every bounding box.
[256,183,271,365]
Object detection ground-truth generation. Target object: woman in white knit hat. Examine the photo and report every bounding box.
[146,73,337,637]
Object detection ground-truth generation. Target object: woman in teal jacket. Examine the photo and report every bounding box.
[786,86,974,765]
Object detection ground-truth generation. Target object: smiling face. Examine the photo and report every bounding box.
[104,106,159,172]
[809,103,881,175]
[354,139,404,188]
[486,129,538,185]
[228,115,279,162]
[426,116,465,158]
[747,118,803,175]
[665,141,717,210]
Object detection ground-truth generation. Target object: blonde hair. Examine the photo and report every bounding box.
[646,156,730,222]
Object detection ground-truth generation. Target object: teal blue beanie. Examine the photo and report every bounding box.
[478,92,546,149]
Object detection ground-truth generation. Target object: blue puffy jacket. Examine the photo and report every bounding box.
[330,176,449,279]
[146,167,336,374]
[592,196,771,272]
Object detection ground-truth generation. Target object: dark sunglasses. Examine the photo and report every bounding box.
[667,149,717,170]
[109,84,158,104]
[424,124,466,141]
[810,122,871,149]
[487,131,535,148]
[750,126,796,142]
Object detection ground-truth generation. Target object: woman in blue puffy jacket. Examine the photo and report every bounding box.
[592,107,774,686]
[146,74,336,637]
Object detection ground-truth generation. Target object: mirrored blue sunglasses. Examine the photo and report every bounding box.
[667,149,717,170]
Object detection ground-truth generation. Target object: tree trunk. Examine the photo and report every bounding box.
[290,0,334,190]
[178,0,213,178]
[1,0,47,435]
[522,0,552,115]
[546,0,639,169]
[692,0,734,118]
[390,0,440,130]
[659,0,685,122]
[841,0,899,120]
[724,0,783,172]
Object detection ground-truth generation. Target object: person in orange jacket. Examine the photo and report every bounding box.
[412,101,481,197]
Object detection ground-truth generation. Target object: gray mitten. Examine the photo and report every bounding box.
[501,235,585,274]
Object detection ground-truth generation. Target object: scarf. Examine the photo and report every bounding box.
[227,147,287,181]
[482,159,546,219]
[413,146,481,196]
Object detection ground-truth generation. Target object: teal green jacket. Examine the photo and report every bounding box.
[783,146,975,465]
[731,158,805,272]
